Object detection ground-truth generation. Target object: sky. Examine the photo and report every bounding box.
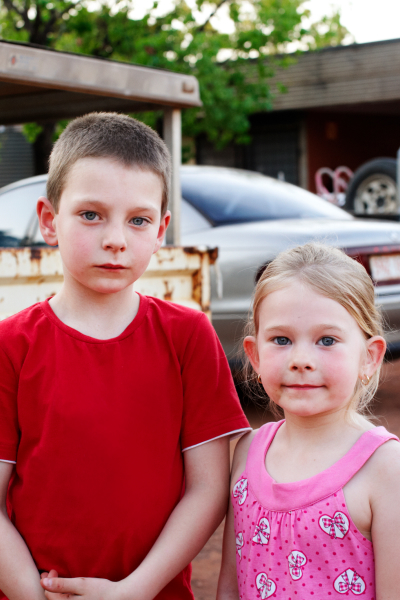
[129,0,400,45]
[304,0,400,44]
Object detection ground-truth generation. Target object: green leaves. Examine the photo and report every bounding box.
[1,0,352,156]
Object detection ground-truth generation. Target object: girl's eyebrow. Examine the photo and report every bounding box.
[317,325,344,332]
[263,324,344,333]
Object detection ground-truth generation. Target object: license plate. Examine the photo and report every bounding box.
[370,254,400,282]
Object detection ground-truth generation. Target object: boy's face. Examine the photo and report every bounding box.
[38,157,169,296]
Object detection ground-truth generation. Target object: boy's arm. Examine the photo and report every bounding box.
[217,430,254,600]
[0,462,46,600]
[41,436,230,600]
[216,497,239,600]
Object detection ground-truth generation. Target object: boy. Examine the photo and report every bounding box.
[0,113,250,600]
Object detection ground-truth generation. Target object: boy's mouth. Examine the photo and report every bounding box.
[97,264,126,270]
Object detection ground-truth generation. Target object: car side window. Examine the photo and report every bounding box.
[181,171,351,226]
[181,198,211,234]
[0,182,46,246]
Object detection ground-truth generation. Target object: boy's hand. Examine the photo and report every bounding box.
[40,576,120,599]
[40,570,59,580]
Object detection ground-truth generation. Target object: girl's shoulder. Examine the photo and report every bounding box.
[345,428,400,509]
[364,435,400,483]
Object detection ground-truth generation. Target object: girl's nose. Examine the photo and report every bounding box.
[288,348,315,371]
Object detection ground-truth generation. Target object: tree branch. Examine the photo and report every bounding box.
[2,0,24,20]
[21,0,31,29]
[197,0,230,32]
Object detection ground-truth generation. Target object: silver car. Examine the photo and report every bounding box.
[2,165,400,363]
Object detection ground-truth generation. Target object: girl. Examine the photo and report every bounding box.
[217,242,400,600]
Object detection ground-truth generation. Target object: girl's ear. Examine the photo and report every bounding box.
[243,336,260,374]
[37,197,58,246]
[362,335,386,379]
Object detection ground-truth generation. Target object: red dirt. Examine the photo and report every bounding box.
[190,358,400,599]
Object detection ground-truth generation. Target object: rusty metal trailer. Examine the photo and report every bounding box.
[0,246,217,321]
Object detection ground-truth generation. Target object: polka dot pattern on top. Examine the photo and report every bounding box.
[233,421,398,599]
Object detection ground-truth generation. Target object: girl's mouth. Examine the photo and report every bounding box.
[286,384,322,389]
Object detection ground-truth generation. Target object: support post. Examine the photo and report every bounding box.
[397,147,400,215]
[298,118,309,190]
[164,108,182,245]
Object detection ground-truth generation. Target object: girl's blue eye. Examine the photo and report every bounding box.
[274,337,291,346]
[319,337,335,346]
[83,212,97,221]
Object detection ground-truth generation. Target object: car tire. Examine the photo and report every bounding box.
[345,158,398,216]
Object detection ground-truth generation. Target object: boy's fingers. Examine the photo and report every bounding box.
[49,569,59,578]
[42,577,83,594]
[41,569,59,580]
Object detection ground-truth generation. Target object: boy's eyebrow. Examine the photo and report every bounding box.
[73,199,159,212]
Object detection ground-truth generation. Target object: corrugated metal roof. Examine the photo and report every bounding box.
[268,38,400,110]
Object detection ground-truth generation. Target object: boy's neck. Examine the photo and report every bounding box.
[49,282,140,340]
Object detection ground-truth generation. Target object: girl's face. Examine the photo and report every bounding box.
[244,281,386,419]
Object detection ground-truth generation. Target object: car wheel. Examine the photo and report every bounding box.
[345,158,398,216]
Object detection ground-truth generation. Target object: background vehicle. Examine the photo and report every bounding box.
[2,166,400,363]
[345,157,398,217]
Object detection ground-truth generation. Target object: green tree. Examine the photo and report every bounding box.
[0,0,352,166]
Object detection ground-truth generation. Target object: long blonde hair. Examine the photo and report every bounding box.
[244,242,385,417]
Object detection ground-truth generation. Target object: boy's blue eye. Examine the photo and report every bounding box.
[83,212,97,221]
[274,337,291,346]
[131,217,146,226]
[319,337,335,346]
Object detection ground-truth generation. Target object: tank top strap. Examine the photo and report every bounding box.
[244,420,284,480]
[244,421,399,512]
[331,426,399,489]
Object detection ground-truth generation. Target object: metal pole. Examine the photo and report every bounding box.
[164,108,182,246]
[397,147,400,215]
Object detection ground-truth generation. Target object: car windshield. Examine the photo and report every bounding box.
[181,168,352,226]
[0,181,46,246]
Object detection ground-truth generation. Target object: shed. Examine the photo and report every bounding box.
[0,39,202,244]
[197,38,400,194]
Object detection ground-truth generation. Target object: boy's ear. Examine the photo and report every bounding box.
[153,209,171,254]
[243,336,260,373]
[37,197,58,246]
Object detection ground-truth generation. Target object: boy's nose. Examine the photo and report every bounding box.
[102,226,127,252]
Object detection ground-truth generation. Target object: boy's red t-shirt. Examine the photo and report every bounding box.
[0,295,250,599]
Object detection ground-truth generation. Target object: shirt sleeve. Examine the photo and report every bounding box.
[0,345,19,462]
[180,312,250,451]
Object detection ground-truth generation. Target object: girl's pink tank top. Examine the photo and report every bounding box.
[232,420,398,599]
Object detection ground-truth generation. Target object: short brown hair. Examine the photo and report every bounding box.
[47,112,171,215]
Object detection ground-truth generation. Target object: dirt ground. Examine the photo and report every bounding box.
[190,358,400,600]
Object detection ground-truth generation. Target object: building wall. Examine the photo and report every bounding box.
[0,126,34,189]
[306,111,400,193]
[196,109,400,196]
[196,112,303,186]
